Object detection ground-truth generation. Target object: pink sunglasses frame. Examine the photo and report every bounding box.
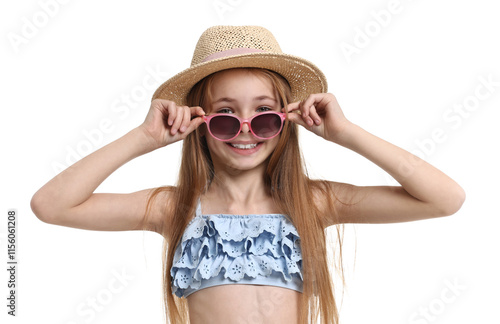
[202,111,286,141]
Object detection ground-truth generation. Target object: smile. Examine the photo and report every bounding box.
[229,143,258,149]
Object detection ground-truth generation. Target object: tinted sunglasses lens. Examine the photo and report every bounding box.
[251,113,282,138]
[210,115,240,140]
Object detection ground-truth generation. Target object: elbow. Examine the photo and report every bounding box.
[438,185,466,217]
[31,191,58,224]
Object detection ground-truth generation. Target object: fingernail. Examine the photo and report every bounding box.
[180,126,187,132]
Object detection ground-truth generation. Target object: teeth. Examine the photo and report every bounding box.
[230,143,258,149]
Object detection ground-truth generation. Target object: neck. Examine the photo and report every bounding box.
[212,167,268,200]
[205,163,274,213]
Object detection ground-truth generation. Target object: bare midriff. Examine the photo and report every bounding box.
[186,284,301,324]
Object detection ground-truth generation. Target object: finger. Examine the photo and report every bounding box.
[185,115,206,133]
[151,99,172,123]
[179,106,191,133]
[286,110,309,129]
[300,95,323,126]
[171,107,184,135]
[152,99,172,114]
[167,102,178,126]
[190,106,206,117]
[299,95,319,118]
[299,101,314,126]
[308,105,322,126]
[284,101,301,113]
[172,115,205,140]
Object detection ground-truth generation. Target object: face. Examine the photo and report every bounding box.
[203,69,283,173]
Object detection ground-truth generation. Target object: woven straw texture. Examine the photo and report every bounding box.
[152,26,327,105]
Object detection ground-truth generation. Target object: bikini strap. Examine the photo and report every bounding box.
[195,198,202,217]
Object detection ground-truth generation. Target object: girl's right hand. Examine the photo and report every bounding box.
[139,99,206,150]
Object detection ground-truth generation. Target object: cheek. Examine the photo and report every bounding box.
[270,139,280,152]
[263,137,280,156]
[205,133,222,154]
[270,134,281,147]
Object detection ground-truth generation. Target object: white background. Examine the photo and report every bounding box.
[1,0,499,323]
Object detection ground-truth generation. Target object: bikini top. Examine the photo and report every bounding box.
[170,200,303,298]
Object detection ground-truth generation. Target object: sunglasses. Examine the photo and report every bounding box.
[203,111,286,141]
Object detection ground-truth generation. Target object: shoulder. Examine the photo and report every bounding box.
[307,180,357,227]
[142,186,177,236]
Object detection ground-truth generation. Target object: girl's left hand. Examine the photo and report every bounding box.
[284,93,351,144]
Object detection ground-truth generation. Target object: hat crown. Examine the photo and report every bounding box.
[191,25,283,66]
[152,25,327,105]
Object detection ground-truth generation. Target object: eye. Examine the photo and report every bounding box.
[217,108,233,114]
[256,106,272,112]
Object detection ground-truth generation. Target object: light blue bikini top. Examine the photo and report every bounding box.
[170,200,303,298]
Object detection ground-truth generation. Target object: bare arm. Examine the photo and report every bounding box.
[31,99,205,234]
[327,123,465,224]
[287,94,465,225]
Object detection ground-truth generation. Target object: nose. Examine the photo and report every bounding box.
[240,121,250,134]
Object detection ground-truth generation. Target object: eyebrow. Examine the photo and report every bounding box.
[212,95,277,104]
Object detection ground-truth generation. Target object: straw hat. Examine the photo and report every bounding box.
[152,25,328,105]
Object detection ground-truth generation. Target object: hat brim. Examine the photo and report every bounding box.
[151,52,328,106]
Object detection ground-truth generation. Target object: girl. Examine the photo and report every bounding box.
[31,26,465,324]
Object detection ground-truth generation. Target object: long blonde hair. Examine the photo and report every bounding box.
[146,68,345,323]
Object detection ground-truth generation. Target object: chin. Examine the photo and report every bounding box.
[222,157,269,173]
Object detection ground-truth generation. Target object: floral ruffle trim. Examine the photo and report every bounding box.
[171,214,302,297]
